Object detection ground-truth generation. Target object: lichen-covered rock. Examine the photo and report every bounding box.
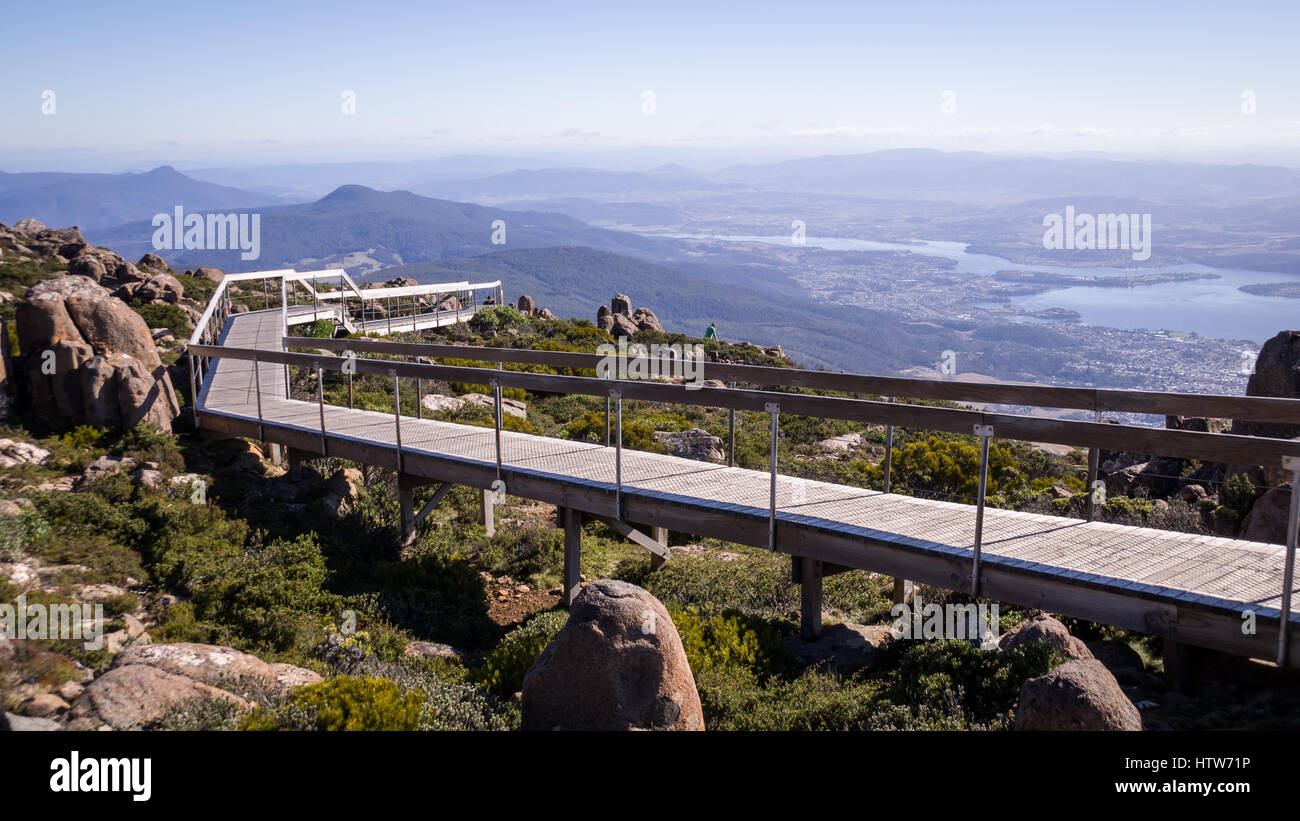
[0,438,50,467]
[113,642,319,695]
[69,664,248,730]
[15,276,178,431]
[653,428,725,462]
[521,580,704,731]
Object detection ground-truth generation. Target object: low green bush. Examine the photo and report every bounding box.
[472,609,568,698]
[667,604,793,680]
[242,676,425,731]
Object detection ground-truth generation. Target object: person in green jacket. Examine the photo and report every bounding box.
[704,322,717,340]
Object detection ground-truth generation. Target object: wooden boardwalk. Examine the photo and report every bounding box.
[196,307,1300,665]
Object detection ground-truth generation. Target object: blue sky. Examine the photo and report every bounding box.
[3,0,1298,170]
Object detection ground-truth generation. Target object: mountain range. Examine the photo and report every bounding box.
[89,184,676,271]
[0,165,282,231]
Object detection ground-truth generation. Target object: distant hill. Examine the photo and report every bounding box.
[89,185,679,272]
[0,165,278,231]
[184,155,550,201]
[415,167,726,202]
[368,246,961,373]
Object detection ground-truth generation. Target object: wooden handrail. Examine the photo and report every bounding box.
[284,335,1300,425]
[195,342,1300,466]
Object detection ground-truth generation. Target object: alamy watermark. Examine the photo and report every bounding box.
[152,206,261,261]
[889,595,1000,647]
[50,751,151,802]
[1,594,104,651]
[1042,205,1151,261]
[596,337,706,389]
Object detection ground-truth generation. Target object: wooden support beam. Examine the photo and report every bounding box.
[893,578,917,605]
[401,481,453,546]
[265,442,284,467]
[800,557,823,641]
[591,515,671,561]
[480,487,495,537]
[398,474,417,542]
[287,446,306,480]
[1163,636,1210,693]
[793,556,853,582]
[562,507,582,608]
[649,525,668,570]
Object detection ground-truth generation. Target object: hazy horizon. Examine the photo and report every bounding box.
[4,0,1299,172]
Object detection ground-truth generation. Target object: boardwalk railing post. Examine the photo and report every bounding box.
[347,370,353,409]
[316,365,327,455]
[189,352,200,430]
[604,395,611,447]
[728,381,736,467]
[415,356,423,420]
[767,402,780,551]
[1278,455,1300,666]
[1087,409,1101,521]
[280,276,290,398]
[883,395,895,494]
[253,353,264,441]
[391,369,403,473]
[612,390,623,515]
[971,423,993,598]
[491,377,503,483]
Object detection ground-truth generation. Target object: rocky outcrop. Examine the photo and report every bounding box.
[15,275,179,431]
[124,272,184,304]
[191,267,224,283]
[521,580,704,731]
[517,294,536,315]
[1166,415,1231,434]
[596,295,666,337]
[1234,331,1300,440]
[321,467,363,515]
[404,641,463,661]
[0,320,13,422]
[68,664,247,731]
[653,428,725,462]
[998,614,1093,661]
[0,438,49,467]
[631,307,664,333]
[818,432,863,453]
[137,253,169,274]
[1015,659,1142,731]
[609,312,639,337]
[101,643,320,709]
[1241,482,1291,544]
[420,392,526,419]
